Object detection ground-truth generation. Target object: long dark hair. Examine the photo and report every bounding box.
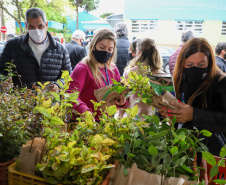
[173,37,222,107]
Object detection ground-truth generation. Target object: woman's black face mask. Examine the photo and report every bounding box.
[183,66,208,83]
[93,48,112,64]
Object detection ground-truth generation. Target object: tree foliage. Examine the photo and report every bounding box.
[100,13,114,19]
[0,0,74,35]
[69,0,100,29]
[80,0,99,12]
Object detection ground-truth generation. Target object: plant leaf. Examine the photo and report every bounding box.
[81,164,98,173]
[200,130,212,137]
[210,165,219,179]
[124,142,130,155]
[51,92,60,102]
[212,179,226,184]
[175,156,187,167]
[220,146,226,158]
[202,151,216,166]
[199,142,209,152]
[106,105,118,116]
[123,166,129,176]
[50,116,65,126]
[128,153,136,157]
[131,105,139,118]
[148,145,159,157]
[33,107,51,119]
[67,141,77,148]
[101,138,115,146]
[170,146,178,156]
[58,154,70,162]
[181,164,194,174]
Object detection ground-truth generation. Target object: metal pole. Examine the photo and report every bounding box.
[0,0,5,41]
[76,0,79,30]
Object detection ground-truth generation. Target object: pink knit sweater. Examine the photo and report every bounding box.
[68,62,121,120]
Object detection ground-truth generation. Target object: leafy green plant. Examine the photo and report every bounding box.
[34,70,152,184]
[34,70,213,184]
[198,146,226,185]
[117,114,211,181]
[108,69,212,181]
[0,63,36,162]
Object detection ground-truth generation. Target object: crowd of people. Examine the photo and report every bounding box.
[1,7,226,157]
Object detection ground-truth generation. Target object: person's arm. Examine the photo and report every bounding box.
[169,78,226,133]
[0,41,14,89]
[67,63,92,115]
[0,40,13,77]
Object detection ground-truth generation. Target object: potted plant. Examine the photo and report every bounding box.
[0,63,36,185]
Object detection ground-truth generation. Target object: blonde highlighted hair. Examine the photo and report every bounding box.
[83,29,117,86]
[131,38,162,73]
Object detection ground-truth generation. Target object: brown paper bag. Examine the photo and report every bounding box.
[108,163,197,185]
[151,91,179,110]
[109,163,162,185]
[164,175,198,185]
[19,137,46,175]
[94,84,130,110]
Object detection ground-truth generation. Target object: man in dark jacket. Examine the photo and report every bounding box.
[168,29,195,76]
[114,22,130,76]
[0,8,71,90]
[65,30,87,70]
[215,42,226,72]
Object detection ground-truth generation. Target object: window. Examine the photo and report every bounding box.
[221,22,226,35]
[132,20,158,33]
[175,21,203,35]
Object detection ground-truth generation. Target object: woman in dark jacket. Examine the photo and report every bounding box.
[161,38,226,156]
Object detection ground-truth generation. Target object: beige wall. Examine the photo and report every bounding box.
[125,19,226,49]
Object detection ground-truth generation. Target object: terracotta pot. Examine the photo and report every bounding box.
[0,158,15,185]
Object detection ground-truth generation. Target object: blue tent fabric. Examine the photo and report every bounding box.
[66,11,101,33]
[82,19,113,30]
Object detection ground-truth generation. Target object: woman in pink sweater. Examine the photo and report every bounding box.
[67,29,126,121]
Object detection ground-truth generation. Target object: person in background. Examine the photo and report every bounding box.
[215,42,226,72]
[168,29,195,76]
[65,30,87,70]
[67,28,126,121]
[5,33,15,42]
[123,39,140,77]
[0,7,71,90]
[85,29,98,54]
[159,38,226,156]
[122,38,164,119]
[114,22,130,76]
[128,39,139,61]
[52,36,60,43]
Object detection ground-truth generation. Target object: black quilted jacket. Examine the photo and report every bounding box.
[0,32,72,88]
[115,36,130,76]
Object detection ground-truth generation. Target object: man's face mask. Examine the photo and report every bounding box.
[28,29,46,43]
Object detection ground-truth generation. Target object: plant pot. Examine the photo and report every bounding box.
[8,162,50,185]
[0,158,15,185]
